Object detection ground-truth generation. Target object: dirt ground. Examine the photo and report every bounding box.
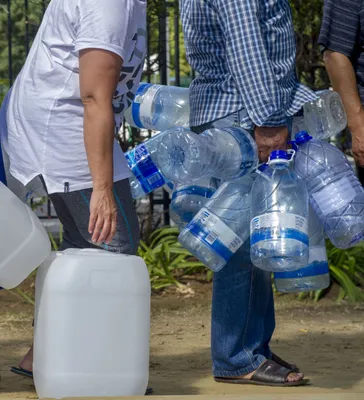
[1,281,364,399]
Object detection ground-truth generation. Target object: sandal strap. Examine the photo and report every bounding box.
[271,352,297,371]
[252,359,291,384]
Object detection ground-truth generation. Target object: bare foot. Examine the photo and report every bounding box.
[19,346,33,372]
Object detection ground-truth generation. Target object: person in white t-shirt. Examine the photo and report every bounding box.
[0,0,150,390]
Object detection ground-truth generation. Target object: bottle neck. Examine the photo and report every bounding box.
[268,160,290,170]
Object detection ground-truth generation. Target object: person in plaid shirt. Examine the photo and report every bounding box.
[180,0,314,387]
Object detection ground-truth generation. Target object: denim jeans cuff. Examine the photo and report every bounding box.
[213,355,266,378]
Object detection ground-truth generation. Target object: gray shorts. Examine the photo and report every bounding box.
[48,179,140,255]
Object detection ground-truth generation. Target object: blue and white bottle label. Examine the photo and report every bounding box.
[187,208,243,261]
[275,245,329,279]
[274,261,329,279]
[250,212,309,246]
[125,144,165,194]
[131,83,161,129]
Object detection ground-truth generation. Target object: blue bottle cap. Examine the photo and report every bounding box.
[269,150,289,161]
[294,131,313,144]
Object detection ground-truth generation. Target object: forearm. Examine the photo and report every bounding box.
[79,48,122,192]
[324,50,364,130]
[83,99,114,191]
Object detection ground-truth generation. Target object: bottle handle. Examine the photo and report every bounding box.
[254,163,272,181]
[287,149,296,161]
[287,140,298,151]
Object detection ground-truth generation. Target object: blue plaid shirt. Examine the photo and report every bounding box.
[180,0,317,128]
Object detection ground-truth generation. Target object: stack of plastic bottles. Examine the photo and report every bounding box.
[123,84,363,294]
[125,125,258,199]
[125,85,347,201]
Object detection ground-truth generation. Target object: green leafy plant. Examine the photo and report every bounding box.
[327,241,364,302]
[138,226,208,291]
[296,240,364,303]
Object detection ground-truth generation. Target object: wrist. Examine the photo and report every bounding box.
[347,109,364,131]
[93,181,113,192]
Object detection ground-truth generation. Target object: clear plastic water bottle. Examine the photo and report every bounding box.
[157,127,258,184]
[250,150,309,272]
[274,205,330,292]
[170,177,218,230]
[125,127,189,198]
[163,181,174,195]
[178,172,258,272]
[293,130,364,249]
[303,90,347,139]
[292,116,309,137]
[124,83,189,131]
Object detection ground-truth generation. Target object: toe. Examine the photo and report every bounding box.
[286,372,304,382]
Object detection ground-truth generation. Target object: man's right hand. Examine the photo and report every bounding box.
[254,125,289,162]
[89,187,117,245]
[348,111,364,167]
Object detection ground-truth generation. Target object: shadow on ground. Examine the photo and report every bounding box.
[1,329,362,396]
[146,329,364,395]
[1,285,364,397]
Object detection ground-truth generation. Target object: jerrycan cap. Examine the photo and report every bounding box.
[294,131,313,144]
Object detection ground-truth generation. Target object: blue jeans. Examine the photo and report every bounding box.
[192,109,275,377]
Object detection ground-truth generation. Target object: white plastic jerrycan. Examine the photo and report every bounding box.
[0,182,51,289]
[33,249,151,399]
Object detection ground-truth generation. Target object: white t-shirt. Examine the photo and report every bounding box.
[0,0,146,194]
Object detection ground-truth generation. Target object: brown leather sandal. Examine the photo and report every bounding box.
[271,352,299,372]
[214,359,310,387]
